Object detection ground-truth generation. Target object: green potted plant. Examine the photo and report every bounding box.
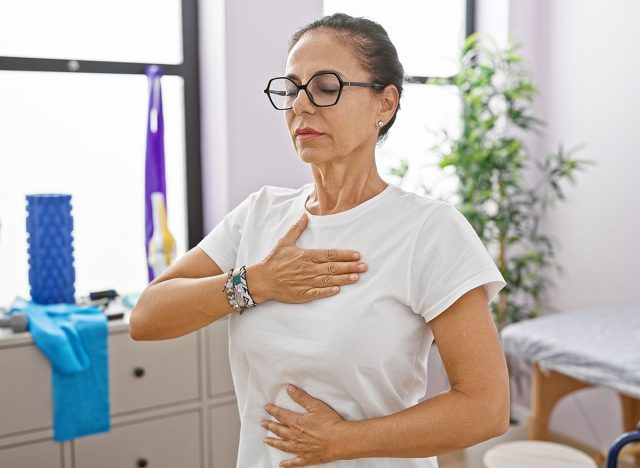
[392,33,593,465]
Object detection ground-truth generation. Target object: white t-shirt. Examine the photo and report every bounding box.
[198,182,506,468]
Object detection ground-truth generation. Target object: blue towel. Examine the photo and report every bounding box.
[9,297,110,441]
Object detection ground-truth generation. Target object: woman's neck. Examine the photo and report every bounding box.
[305,169,389,216]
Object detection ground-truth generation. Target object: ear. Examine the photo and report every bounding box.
[376,84,399,126]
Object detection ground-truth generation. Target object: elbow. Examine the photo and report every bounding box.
[463,387,511,443]
[491,411,511,438]
[129,307,147,341]
[468,405,510,447]
[129,293,154,341]
[486,394,511,439]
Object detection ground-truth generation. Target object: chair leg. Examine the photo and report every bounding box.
[619,394,640,467]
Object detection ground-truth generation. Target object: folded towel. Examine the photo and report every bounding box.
[9,297,110,441]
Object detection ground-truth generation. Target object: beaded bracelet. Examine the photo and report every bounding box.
[222,266,259,314]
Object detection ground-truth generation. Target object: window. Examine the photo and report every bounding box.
[0,0,202,305]
[323,0,474,200]
[0,0,183,64]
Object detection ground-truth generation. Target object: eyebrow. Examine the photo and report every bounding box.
[286,69,344,81]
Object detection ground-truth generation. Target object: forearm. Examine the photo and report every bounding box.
[336,388,507,460]
[130,264,269,340]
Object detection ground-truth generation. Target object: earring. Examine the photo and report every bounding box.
[378,120,384,127]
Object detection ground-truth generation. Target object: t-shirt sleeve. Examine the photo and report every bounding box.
[409,202,506,323]
[197,190,260,273]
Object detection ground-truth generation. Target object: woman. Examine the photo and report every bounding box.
[131,13,509,468]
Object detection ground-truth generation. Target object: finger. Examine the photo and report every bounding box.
[286,384,317,411]
[281,213,308,245]
[279,456,307,467]
[314,272,360,288]
[322,261,368,276]
[263,436,297,454]
[265,404,303,425]
[301,286,340,301]
[261,419,294,441]
[306,248,361,263]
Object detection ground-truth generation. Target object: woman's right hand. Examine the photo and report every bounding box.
[251,213,368,304]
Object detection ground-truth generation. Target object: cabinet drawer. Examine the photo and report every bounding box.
[110,330,199,414]
[207,319,234,397]
[74,411,201,468]
[209,404,240,468]
[0,345,52,437]
[0,439,62,468]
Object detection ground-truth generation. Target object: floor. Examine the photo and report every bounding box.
[437,432,636,468]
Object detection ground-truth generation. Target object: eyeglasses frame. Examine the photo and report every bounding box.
[263,71,387,110]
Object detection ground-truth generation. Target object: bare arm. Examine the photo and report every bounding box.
[335,286,510,460]
[129,247,268,340]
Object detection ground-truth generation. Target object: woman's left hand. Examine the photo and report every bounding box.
[262,384,347,467]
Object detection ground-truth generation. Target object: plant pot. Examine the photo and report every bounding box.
[463,403,529,468]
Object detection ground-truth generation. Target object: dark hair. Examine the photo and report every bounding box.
[289,13,404,143]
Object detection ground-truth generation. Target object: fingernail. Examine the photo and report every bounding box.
[358,263,367,272]
[352,252,360,259]
[287,384,294,392]
[349,273,358,280]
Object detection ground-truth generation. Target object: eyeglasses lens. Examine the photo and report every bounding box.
[268,74,341,109]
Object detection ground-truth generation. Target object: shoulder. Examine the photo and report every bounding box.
[385,184,454,226]
[385,186,480,249]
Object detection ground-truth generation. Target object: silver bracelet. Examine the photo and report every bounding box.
[222,268,243,313]
[222,266,259,314]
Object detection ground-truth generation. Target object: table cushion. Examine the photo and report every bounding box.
[500,304,640,398]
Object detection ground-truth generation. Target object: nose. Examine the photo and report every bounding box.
[290,88,315,115]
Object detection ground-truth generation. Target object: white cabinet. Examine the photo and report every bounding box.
[0,316,239,468]
[74,411,201,468]
[0,345,53,437]
[0,439,62,468]
[109,331,200,413]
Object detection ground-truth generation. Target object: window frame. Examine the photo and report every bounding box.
[0,0,203,248]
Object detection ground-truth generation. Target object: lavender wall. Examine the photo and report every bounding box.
[199,0,321,232]
[488,0,640,453]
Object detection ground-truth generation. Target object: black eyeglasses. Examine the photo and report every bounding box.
[263,72,386,110]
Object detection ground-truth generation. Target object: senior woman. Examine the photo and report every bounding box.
[131,13,509,468]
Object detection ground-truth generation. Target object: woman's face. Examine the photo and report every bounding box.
[284,29,386,164]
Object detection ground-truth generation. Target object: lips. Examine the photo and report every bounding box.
[295,127,324,136]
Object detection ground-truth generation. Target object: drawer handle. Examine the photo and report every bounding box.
[136,458,149,467]
[133,367,146,378]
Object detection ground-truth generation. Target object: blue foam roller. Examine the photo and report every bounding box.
[26,194,76,304]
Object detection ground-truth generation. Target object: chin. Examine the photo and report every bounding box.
[296,146,331,163]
